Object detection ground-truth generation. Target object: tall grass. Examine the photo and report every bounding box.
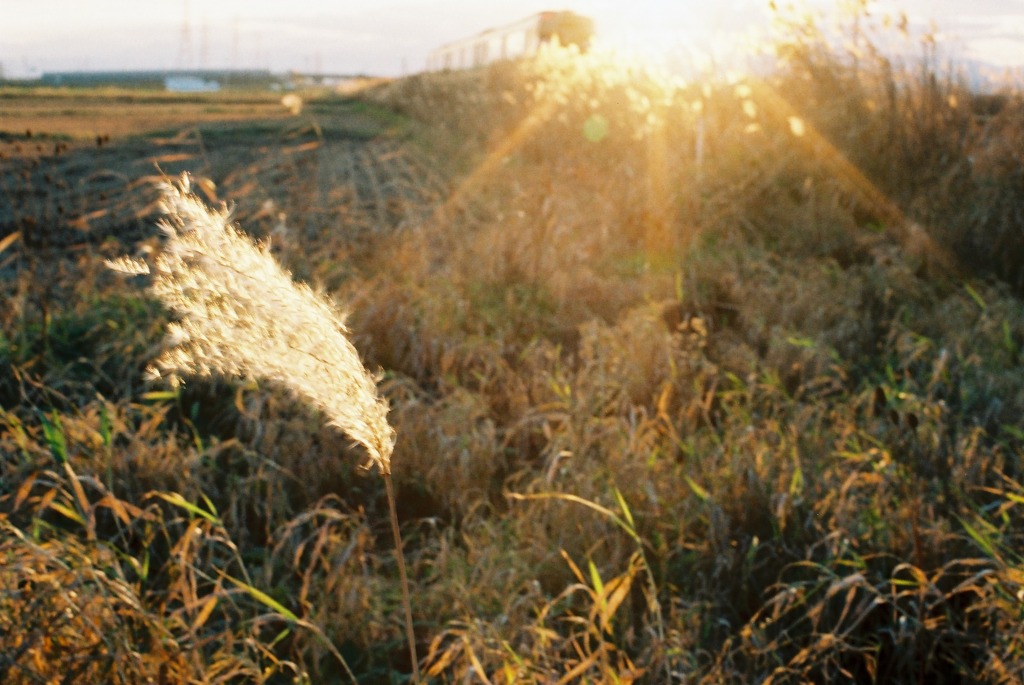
[108,174,419,680]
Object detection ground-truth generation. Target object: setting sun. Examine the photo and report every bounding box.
[581,0,770,70]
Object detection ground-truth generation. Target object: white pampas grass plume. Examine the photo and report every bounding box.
[108,174,395,474]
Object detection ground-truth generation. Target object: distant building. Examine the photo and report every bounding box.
[164,75,221,92]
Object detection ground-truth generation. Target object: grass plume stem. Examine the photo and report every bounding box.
[387,473,421,682]
[107,173,420,679]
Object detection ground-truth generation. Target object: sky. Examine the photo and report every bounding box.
[1,1,1022,79]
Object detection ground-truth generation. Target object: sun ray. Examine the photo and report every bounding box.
[644,101,675,255]
[421,27,956,279]
[430,94,558,225]
[744,78,957,272]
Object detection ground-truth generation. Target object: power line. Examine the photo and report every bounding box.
[177,0,193,69]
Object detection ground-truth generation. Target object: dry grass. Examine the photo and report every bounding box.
[2,9,1024,683]
[0,88,290,141]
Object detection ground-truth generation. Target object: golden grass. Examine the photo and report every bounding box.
[0,88,290,142]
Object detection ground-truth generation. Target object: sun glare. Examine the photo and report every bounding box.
[438,0,950,271]
[582,2,771,79]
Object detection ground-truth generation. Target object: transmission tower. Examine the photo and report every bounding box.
[200,19,209,69]
[231,18,240,70]
[177,0,194,69]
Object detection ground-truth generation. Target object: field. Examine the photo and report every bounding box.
[2,10,1024,684]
